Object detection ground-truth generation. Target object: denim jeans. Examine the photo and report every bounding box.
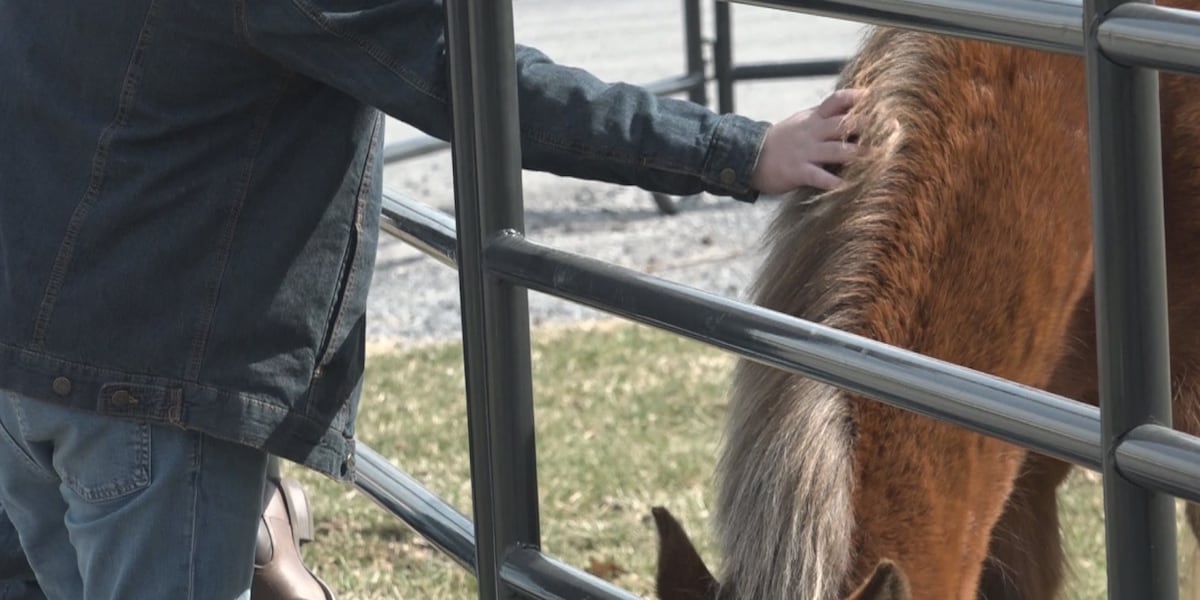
[0,503,39,600]
[0,390,270,599]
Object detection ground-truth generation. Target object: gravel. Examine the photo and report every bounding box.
[367,1,867,350]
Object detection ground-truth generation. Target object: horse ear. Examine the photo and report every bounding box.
[651,506,720,600]
[844,559,911,600]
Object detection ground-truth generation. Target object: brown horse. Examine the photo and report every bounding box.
[651,3,1200,598]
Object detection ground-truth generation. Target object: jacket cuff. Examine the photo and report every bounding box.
[700,113,771,203]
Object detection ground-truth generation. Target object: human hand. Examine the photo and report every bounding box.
[750,88,865,194]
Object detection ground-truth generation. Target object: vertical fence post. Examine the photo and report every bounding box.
[684,0,708,106]
[714,0,735,113]
[444,0,540,598]
[1082,0,1178,597]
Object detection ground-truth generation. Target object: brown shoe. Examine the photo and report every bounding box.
[251,476,336,600]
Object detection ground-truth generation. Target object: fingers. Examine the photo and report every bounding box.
[801,163,844,191]
[816,88,866,119]
[818,114,858,141]
[800,140,861,191]
[812,140,860,164]
[754,90,866,194]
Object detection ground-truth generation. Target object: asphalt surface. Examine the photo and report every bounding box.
[367,1,867,350]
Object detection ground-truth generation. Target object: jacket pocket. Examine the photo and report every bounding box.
[313,112,381,377]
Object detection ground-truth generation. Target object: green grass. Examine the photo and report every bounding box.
[283,319,1196,599]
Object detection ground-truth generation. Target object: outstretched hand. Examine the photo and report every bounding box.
[751,88,865,195]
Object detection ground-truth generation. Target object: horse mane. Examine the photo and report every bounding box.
[713,27,941,599]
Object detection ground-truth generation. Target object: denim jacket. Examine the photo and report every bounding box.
[0,0,769,480]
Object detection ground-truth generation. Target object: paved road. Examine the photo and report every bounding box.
[367,1,867,351]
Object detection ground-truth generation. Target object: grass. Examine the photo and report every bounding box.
[283,319,1196,599]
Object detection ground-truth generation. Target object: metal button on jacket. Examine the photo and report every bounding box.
[111,390,138,408]
[51,377,71,396]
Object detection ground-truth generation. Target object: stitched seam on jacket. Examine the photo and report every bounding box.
[184,73,294,380]
[233,0,250,48]
[521,122,705,177]
[285,0,446,103]
[0,340,348,444]
[697,114,730,187]
[314,111,382,375]
[29,0,162,349]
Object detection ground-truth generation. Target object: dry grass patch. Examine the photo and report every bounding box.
[284,319,1192,599]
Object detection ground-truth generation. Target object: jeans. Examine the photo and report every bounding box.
[0,504,38,600]
[0,390,270,599]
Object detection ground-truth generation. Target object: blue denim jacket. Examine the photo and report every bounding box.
[0,0,769,480]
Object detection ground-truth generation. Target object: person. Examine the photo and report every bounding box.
[0,0,863,598]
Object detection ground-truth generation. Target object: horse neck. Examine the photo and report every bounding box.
[714,29,1095,600]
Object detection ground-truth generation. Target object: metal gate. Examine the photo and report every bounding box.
[352,0,1200,598]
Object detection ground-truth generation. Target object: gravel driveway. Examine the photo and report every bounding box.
[367,1,867,350]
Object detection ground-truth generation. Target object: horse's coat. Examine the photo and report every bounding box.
[655,5,1200,598]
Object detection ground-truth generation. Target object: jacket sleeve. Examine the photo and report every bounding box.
[239,0,769,201]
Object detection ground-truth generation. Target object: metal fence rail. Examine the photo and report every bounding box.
[712,1,849,113]
[347,0,1200,598]
[379,0,713,216]
[380,0,850,214]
